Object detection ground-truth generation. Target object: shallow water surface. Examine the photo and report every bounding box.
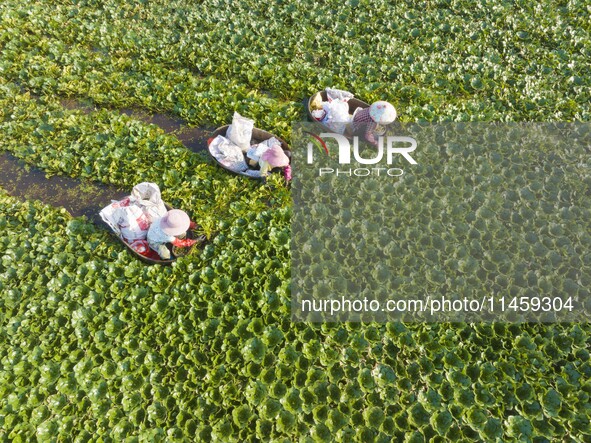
[0,152,127,222]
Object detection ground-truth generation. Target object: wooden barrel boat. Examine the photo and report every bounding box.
[306,90,370,137]
[207,125,291,179]
[118,204,206,265]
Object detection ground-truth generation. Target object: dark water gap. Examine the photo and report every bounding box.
[0,152,127,223]
[1,98,216,221]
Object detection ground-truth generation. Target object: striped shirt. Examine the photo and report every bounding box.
[350,107,377,143]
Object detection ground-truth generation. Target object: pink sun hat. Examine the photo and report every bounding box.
[369,101,397,124]
[160,209,190,236]
[261,144,290,168]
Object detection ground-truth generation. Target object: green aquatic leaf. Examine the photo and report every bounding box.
[408,403,430,427]
[232,405,252,429]
[540,389,562,418]
[480,418,503,440]
[1,0,591,440]
[505,415,533,441]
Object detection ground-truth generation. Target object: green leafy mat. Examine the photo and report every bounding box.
[1,0,589,134]
[2,193,590,441]
[1,0,590,441]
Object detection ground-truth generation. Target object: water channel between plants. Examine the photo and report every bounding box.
[0,99,215,223]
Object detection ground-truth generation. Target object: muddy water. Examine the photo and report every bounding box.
[0,99,216,222]
[0,152,127,222]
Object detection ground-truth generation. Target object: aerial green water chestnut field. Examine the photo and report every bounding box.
[1,0,590,441]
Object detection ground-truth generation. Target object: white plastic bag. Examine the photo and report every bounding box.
[325,87,354,102]
[246,137,281,163]
[99,197,129,239]
[99,182,168,243]
[209,135,248,172]
[100,197,150,242]
[117,205,151,242]
[226,112,254,152]
[322,99,351,134]
[311,109,326,121]
[130,182,167,222]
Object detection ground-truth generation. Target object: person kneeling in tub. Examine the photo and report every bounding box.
[147,209,197,259]
[350,101,397,145]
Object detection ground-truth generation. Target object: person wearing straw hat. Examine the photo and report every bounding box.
[350,101,397,145]
[147,209,197,259]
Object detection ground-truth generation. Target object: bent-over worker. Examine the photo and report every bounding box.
[147,209,197,260]
[350,101,397,145]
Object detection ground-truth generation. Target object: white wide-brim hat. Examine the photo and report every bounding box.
[160,209,190,236]
[369,101,397,124]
